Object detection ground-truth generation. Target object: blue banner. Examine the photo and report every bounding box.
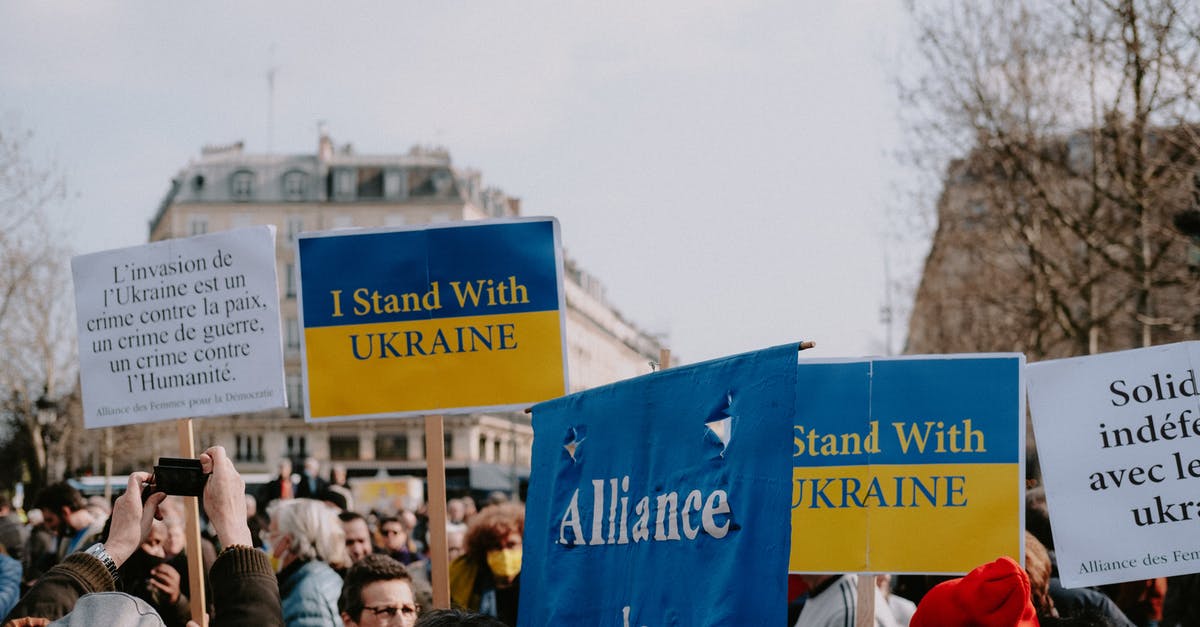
[520,344,798,626]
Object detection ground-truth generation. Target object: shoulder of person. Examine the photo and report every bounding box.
[46,592,166,626]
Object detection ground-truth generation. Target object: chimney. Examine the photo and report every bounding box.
[318,124,333,162]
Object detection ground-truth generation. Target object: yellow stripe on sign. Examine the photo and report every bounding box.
[790,463,1021,573]
[304,311,565,418]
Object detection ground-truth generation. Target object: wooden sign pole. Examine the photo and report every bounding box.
[855,575,876,627]
[424,414,451,609]
[176,418,208,627]
[659,348,671,370]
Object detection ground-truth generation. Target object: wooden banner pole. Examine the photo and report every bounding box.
[175,418,208,627]
[659,348,671,370]
[424,414,451,609]
[855,575,876,627]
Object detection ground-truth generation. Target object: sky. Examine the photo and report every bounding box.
[0,1,923,365]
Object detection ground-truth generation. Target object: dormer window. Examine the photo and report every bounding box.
[384,169,407,199]
[283,171,307,200]
[332,168,356,199]
[231,170,254,200]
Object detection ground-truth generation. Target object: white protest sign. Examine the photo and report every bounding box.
[1028,342,1200,587]
[72,226,286,428]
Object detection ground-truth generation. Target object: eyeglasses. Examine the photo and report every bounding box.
[362,604,419,622]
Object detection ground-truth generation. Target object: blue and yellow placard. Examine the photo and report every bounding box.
[790,354,1025,574]
[296,218,567,421]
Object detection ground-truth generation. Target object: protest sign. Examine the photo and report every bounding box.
[520,344,798,626]
[350,476,424,514]
[1028,342,1200,587]
[790,354,1025,574]
[72,227,287,428]
[296,218,567,421]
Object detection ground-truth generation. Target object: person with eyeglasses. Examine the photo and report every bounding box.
[339,554,419,626]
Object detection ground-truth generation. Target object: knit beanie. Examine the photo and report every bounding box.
[910,556,1039,627]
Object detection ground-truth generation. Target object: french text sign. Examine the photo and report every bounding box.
[790,355,1025,574]
[1028,342,1200,587]
[520,344,798,626]
[296,218,567,420]
[72,227,286,427]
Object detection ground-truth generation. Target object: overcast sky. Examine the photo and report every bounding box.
[1,1,922,365]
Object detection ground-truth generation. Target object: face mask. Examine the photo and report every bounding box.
[268,547,291,571]
[270,535,290,573]
[486,547,522,579]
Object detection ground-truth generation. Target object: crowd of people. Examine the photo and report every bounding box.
[0,449,518,626]
[3,449,1200,626]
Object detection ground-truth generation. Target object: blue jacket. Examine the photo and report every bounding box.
[0,553,22,620]
[279,560,342,627]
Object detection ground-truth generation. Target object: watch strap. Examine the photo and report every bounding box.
[84,542,120,581]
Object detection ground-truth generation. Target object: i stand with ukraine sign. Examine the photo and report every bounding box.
[296,218,567,420]
[520,344,798,626]
[790,354,1025,574]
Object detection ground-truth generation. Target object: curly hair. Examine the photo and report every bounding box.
[415,609,506,627]
[1025,531,1058,619]
[463,503,524,562]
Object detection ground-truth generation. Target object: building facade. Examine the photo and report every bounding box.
[906,128,1200,360]
[135,134,665,497]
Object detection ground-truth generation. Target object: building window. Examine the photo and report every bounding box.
[235,434,265,462]
[286,317,300,351]
[286,263,296,298]
[189,216,208,236]
[329,435,360,461]
[287,217,305,241]
[431,170,453,195]
[333,169,356,199]
[231,170,254,200]
[424,433,454,459]
[478,435,488,461]
[287,374,303,417]
[357,167,383,198]
[283,171,307,199]
[494,439,502,463]
[286,435,307,458]
[376,434,409,461]
[384,170,407,198]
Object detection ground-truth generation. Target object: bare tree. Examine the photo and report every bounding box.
[0,124,80,497]
[901,0,1200,358]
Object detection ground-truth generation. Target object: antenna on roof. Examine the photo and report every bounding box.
[266,44,280,154]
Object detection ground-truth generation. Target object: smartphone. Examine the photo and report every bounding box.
[143,457,209,500]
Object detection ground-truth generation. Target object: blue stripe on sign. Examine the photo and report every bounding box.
[300,220,560,328]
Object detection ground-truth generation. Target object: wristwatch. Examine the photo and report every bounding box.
[84,543,120,581]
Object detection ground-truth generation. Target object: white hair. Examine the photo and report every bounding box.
[268,498,347,567]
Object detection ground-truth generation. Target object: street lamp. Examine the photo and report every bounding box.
[34,387,59,485]
[35,388,57,428]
